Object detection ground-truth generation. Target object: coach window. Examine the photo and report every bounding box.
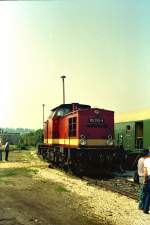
[126,125,131,133]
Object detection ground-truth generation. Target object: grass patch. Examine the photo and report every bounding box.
[0,169,18,184]
[55,186,69,193]
[0,170,17,178]
[0,167,39,179]
[0,167,40,185]
[27,168,39,174]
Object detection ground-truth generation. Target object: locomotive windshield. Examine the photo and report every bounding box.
[51,105,72,118]
[50,103,91,118]
[55,108,70,117]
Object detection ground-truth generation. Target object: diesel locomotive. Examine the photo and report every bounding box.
[38,103,124,175]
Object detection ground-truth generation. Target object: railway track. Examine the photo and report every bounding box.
[82,176,139,200]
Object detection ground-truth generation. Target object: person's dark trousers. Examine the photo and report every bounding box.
[0,151,2,161]
[5,151,9,161]
[143,176,150,213]
[139,176,146,209]
[139,187,146,209]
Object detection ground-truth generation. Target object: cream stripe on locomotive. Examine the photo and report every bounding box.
[44,138,112,146]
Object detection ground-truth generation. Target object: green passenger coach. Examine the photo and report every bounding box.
[115,108,150,154]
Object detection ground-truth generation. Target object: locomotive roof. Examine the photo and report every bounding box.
[51,103,91,111]
[115,107,150,123]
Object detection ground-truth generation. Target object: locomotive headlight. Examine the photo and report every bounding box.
[80,135,87,146]
[107,140,114,146]
[106,135,114,146]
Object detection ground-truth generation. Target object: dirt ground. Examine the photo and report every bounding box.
[1,150,150,225]
[0,150,107,225]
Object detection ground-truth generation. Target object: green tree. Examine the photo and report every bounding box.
[19,129,43,149]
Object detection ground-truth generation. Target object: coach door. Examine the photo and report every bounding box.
[135,121,143,149]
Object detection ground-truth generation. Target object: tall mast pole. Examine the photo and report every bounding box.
[60,75,66,104]
[42,104,45,132]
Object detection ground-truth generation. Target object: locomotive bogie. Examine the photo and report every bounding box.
[38,144,122,175]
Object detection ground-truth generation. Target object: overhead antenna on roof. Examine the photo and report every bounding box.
[60,75,66,104]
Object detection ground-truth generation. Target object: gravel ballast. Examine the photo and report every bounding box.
[37,168,150,225]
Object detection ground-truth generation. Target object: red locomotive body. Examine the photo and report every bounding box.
[38,103,123,175]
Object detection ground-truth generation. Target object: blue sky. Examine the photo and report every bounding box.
[0,0,150,128]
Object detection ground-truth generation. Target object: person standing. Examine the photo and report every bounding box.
[137,149,148,210]
[0,139,2,161]
[5,140,9,161]
[143,149,150,214]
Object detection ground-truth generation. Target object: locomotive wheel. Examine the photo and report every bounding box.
[42,151,47,160]
[72,161,84,177]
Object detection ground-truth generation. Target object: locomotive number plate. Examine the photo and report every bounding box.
[89,118,104,123]
[87,118,106,127]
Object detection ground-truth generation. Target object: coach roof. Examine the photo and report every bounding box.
[115,107,150,123]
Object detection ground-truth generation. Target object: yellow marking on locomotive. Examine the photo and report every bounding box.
[44,138,111,146]
[44,138,79,145]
